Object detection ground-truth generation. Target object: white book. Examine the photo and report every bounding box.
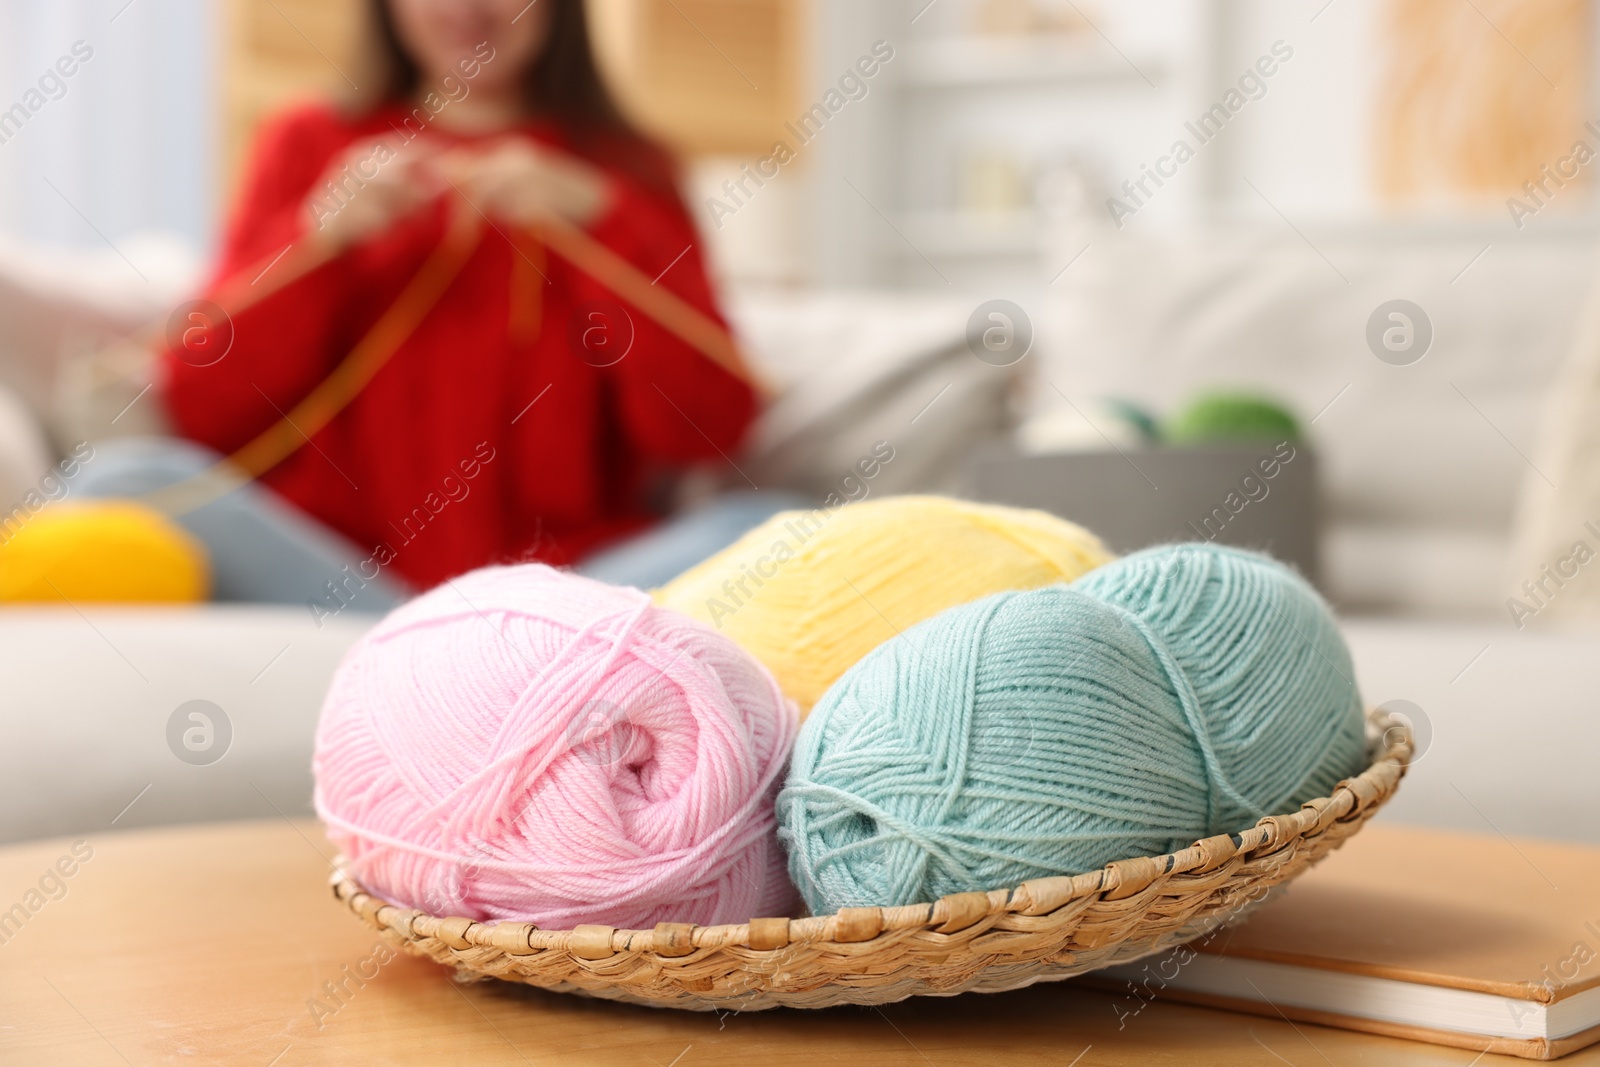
[1086,824,1600,1061]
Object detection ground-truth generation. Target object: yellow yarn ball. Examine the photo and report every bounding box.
[653,495,1114,712]
[0,500,210,603]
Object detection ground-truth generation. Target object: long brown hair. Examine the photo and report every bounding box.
[367,0,678,195]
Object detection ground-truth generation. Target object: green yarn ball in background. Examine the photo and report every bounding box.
[777,542,1366,915]
[1165,392,1301,445]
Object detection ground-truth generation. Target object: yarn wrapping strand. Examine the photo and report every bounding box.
[313,565,801,929]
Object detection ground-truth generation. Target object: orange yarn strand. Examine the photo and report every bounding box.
[147,204,485,515]
[534,216,770,396]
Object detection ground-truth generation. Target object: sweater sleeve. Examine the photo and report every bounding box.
[582,176,759,466]
[159,105,361,455]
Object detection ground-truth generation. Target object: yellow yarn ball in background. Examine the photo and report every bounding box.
[0,501,210,603]
[654,495,1114,712]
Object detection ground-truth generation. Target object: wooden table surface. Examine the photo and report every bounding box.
[1,818,1592,1066]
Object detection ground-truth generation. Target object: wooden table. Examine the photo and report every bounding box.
[1,819,1592,1066]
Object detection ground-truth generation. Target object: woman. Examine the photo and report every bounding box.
[73,0,782,607]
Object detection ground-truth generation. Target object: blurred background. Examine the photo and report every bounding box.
[6,0,1599,614]
[2,0,1597,846]
[3,0,1592,277]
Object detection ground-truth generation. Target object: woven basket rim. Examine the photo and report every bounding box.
[331,709,1411,962]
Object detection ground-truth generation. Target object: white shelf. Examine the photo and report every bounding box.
[899,209,1043,257]
[898,34,1168,88]
[804,0,1209,285]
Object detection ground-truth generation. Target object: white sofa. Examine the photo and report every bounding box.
[4,605,1594,847]
[1,606,369,845]
[1029,223,1600,619]
[3,226,1598,848]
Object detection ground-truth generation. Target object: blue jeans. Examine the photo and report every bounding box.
[576,489,811,590]
[74,438,413,610]
[75,437,804,607]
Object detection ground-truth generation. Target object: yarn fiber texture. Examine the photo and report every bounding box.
[654,496,1114,712]
[778,542,1366,914]
[314,564,799,930]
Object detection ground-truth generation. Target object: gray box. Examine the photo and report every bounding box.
[961,443,1321,589]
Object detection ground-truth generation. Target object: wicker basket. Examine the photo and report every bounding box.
[331,710,1411,1011]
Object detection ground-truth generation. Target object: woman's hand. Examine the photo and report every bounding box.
[441,139,613,229]
[302,136,446,252]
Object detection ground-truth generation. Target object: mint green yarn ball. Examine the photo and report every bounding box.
[1071,544,1367,828]
[777,542,1366,914]
[1166,392,1301,445]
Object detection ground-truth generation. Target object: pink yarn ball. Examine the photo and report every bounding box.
[313,563,799,929]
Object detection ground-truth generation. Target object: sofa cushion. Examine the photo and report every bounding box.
[1032,226,1598,613]
[0,605,372,845]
